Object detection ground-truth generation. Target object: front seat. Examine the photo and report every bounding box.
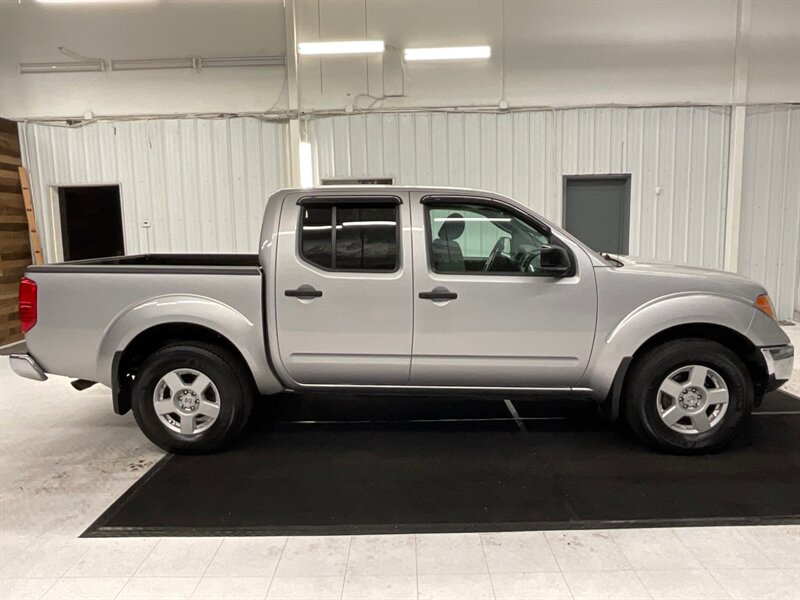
[432,212,465,272]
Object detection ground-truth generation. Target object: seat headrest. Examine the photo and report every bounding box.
[437,212,465,241]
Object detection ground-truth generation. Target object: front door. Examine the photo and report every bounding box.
[274,193,413,386]
[410,194,597,388]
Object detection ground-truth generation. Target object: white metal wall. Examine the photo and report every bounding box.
[18,107,798,319]
[738,105,800,321]
[309,107,731,270]
[20,117,288,259]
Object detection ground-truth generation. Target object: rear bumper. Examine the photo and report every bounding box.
[9,353,48,382]
[761,344,794,391]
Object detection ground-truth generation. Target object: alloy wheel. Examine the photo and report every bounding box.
[656,364,729,434]
[152,368,221,435]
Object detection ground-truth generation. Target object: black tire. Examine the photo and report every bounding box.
[132,342,254,454]
[623,338,752,454]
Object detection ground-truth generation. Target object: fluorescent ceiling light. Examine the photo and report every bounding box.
[201,56,285,68]
[435,217,510,223]
[19,61,104,74]
[111,58,194,71]
[342,221,396,227]
[299,142,314,189]
[404,46,491,61]
[36,0,157,4]
[298,41,385,56]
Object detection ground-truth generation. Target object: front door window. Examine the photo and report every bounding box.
[426,204,550,275]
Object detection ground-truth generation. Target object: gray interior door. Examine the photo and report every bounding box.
[564,176,630,254]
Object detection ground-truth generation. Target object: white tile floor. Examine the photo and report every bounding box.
[1,328,799,600]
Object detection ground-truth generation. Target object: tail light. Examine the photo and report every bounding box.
[19,277,37,333]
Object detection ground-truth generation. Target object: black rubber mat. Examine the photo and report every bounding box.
[83,390,800,537]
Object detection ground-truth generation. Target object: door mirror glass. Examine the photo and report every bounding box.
[539,245,571,275]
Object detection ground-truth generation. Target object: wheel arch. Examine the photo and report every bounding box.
[604,322,768,420]
[112,323,257,415]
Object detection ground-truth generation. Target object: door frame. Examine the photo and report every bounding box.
[562,174,631,255]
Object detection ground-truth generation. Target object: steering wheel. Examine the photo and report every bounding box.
[483,237,510,272]
[521,247,542,272]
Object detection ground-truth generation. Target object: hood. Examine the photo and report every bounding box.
[602,254,767,301]
[608,254,752,280]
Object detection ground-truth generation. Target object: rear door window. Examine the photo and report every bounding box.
[299,202,399,271]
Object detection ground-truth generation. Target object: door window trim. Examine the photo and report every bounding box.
[295,196,402,274]
[420,195,575,278]
[297,196,402,206]
[422,195,551,236]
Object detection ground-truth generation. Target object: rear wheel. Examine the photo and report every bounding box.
[132,342,253,454]
[623,339,752,454]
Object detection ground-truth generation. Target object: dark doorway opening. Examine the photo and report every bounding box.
[563,175,631,254]
[58,185,125,261]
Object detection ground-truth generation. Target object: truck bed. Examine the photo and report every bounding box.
[23,253,269,390]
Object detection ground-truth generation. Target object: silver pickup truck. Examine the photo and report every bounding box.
[10,186,794,454]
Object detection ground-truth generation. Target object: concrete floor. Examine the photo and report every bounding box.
[1,328,799,600]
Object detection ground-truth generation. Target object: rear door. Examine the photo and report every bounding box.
[274,192,413,386]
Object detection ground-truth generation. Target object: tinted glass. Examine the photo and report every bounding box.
[300,206,333,269]
[336,205,397,270]
[299,203,398,271]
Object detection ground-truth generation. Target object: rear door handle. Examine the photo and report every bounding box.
[285,286,323,299]
[419,288,457,301]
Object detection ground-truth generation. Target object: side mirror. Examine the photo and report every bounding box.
[539,245,571,276]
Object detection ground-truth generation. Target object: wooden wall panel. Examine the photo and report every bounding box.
[0,118,31,346]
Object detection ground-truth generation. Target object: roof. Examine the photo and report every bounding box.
[273,185,503,196]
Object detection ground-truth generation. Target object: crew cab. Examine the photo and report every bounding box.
[9,186,794,454]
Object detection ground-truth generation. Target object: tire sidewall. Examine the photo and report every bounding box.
[627,340,753,452]
[132,344,249,453]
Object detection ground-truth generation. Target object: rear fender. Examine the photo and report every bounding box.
[97,293,283,395]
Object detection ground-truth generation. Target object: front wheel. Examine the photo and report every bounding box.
[131,342,254,454]
[623,339,753,454]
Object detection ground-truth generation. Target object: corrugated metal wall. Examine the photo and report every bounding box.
[19,117,288,259]
[797,273,800,318]
[308,106,732,270]
[18,106,798,318]
[738,105,800,321]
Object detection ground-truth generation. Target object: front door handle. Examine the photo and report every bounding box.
[419,287,457,301]
[285,285,323,299]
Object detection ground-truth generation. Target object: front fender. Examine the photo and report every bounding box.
[582,292,758,399]
[97,293,282,395]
